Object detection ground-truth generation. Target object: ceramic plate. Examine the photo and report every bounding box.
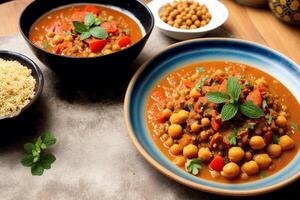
[124,38,300,196]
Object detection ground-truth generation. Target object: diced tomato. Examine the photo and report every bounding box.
[85,39,107,53]
[198,97,207,104]
[71,11,89,22]
[246,89,262,107]
[54,42,70,54]
[118,36,131,48]
[85,5,100,15]
[211,119,220,132]
[264,131,272,144]
[100,21,118,33]
[194,102,200,113]
[258,86,266,92]
[209,155,225,171]
[182,80,195,88]
[218,80,227,93]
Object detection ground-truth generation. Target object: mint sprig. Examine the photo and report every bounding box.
[206,77,265,121]
[21,132,56,176]
[185,158,202,175]
[228,129,238,145]
[73,13,108,41]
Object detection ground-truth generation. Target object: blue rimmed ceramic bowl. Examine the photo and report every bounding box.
[124,38,300,196]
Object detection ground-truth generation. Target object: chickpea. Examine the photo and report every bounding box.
[198,147,212,162]
[195,20,201,27]
[177,110,189,123]
[165,137,174,147]
[64,35,73,42]
[200,20,207,26]
[191,122,201,133]
[46,31,55,38]
[191,15,198,21]
[189,10,196,15]
[170,144,183,155]
[190,25,197,29]
[112,44,121,51]
[52,35,64,45]
[245,151,252,161]
[201,117,210,127]
[242,161,259,176]
[180,25,188,29]
[186,13,192,19]
[200,130,210,141]
[168,124,183,138]
[179,134,192,147]
[253,154,272,170]
[249,136,265,150]
[183,144,198,158]
[267,144,282,158]
[174,23,180,28]
[228,147,245,163]
[103,49,113,55]
[186,19,192,26]
[167,20,174,26]
[222,162,240,179]
[175,18,183,25]
[160,134,169,142]
[276,116,287,127]
[214,69,225,76]
[240,172,249,180]
[173,156,186,166]
[161,108,172,120]
[88,53,97,57]
[104,44,112,50]
[278,135,295,151]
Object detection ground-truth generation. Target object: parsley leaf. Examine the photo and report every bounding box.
[185,159,202,175]
[291,123,298,130]
[228,129,238,145]
[272,134,279,144]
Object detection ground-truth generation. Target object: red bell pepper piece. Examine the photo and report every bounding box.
[247,89,262,107]
[211,119,220,132]
[100,21,118,33]
[85,39,107,53]
[85,5,100,15]
[209,155,225,171]
[264,131,272,144]
[118,36,131,48]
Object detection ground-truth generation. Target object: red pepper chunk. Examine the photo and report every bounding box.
[209,155,225,171]
[211,119,220,132]
[246,89,262,107]
[264,131,272,144]
[100,21,118,33]
[86,39,107,53]
[85,5,100,15]
[118,36,131,48]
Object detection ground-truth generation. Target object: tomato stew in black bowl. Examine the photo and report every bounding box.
[19,0,154,77]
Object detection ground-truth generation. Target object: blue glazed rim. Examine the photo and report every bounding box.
[124,38,300,196]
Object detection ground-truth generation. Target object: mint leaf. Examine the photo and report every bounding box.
[206,92,230,104]
[24,143,35,154]
[72,21,89,34]
[266,115,272,125]
[228,129,238,145]
[122,28,129,34]
[185,158,202,175]
[90,27,108,39]
[84,13,95,26]
[196,67,204,73]
[21,154,34,167]
[226,77,241,101]
[221,103,238,121]
[31,163,44,176]
[195,83,202,90]
[262,100,267,109]
[94,18,102,25]
[80,32,91,41]
[247,123,255,130]
[40,154,56,169]
[239,101,265,119]
[41,133,56,146]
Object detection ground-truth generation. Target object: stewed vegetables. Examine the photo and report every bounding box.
[29,4,143,57]
[146,61,300,183]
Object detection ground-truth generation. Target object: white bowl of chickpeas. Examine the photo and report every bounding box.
[148,0,229,40]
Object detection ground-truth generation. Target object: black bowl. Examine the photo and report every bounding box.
[19,0,154,76]
[0,51,44,121]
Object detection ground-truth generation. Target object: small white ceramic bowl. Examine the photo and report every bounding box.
[147,0,229,40]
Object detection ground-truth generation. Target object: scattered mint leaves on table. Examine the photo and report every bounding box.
[21,132,56,176]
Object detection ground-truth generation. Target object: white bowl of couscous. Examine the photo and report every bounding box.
[148,0,229,40]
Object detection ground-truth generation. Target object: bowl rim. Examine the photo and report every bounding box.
[147,0,229,34]
[124,37,300,196]
[0,50,44,120]
[18,0,154,59]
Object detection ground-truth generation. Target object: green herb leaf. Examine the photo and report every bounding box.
[262,100,267,109]
[72,21,89,34]
[31,163,44,176]
[80,31,91,41]
[24,143,35,154]
[221,103,238,121]
[40,154,56,169]
[84,13,95,27]
[185,158,202,175]
[266,115,273,125]
[196,67,204,73]
[259,171,267,178]
[272,134,279,144]
[41,132,56,146]
[206,92,230,104]
[239,101,265,119]
[94,18,102,25]
[247,123,255,130]
[195,83,202,90]
[21,154,34,167]
[188,103,194,111]
[122,28,129,35]
[291,123,298,130]
[65,31,72,35]
[90,27,108,39]
[228,129,238,145]
[226,77,241,101]
[43,41,49,48]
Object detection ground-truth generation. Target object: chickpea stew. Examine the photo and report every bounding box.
[29,4,143,57]
[159,0,212,30]
[146,61,300,183]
